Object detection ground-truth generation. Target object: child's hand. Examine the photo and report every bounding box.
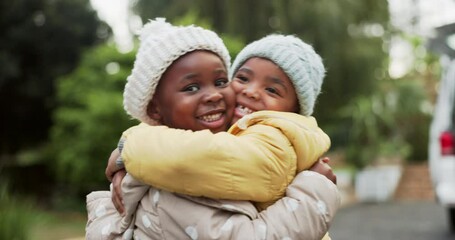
[111,169,126,215]
[106,148,122,182]
[309,157,337,184]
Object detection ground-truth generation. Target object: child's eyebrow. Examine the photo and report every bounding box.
[266,76,288,93]
[213,69,227,75]
[180,69,227,82]
[237,67,253,75]
[181,73,199,81]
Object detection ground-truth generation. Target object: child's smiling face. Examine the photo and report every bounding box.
[148,50,235,133]
[231,57,299,124]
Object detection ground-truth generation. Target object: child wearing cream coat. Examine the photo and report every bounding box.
[86,19,339,240]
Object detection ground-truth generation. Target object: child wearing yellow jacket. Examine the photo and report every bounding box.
[117,34,339,238]
[116,34,335,210]
[87,19,339,240]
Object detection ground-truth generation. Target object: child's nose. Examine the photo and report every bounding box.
[243,87,260,100]
[204,90,223,103]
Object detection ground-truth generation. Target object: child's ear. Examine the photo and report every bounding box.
[146,100,162,121]
[294,102,300,114]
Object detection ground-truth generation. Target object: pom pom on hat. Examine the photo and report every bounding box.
[139,18,173,42]
[123,18,231,125]
[230,34,325,116]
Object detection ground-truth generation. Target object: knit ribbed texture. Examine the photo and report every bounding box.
[230,34,325,116]
[124,18,231,125]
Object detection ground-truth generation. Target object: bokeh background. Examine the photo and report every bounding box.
[1,0,454,239]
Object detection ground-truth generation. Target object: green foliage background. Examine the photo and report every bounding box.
[0,0,106,154]
[0,0,442,212]
[50,43,137,191]
[0,1,445,238]
[0,183,36,240]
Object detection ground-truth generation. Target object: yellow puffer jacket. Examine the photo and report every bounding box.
[121,110,330,209]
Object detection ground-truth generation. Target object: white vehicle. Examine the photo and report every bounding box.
[429,58,455,232]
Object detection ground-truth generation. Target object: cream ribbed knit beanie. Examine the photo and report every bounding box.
[123,18,231,124]
[230,34,325,116]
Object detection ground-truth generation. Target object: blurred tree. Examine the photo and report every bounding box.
[341,33,440,168]
[394,34,440,161]
[133,0,195,21]
[341,77,431,168]
[50,43,136,192]
[132,0,390,142]
[0,0,106,157]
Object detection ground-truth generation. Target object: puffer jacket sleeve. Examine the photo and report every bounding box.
[175,170,341,240]
[254,171,340,240]
[121,112,330,204]
[122,124,296,204]
[85,174,148,240]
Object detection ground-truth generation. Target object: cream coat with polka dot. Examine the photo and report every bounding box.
[86,111,340,239]
[86,170,339,239]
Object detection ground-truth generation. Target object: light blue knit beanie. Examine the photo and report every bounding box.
[230,34,325,116]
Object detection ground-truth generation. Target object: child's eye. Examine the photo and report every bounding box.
[183,84,200,92]
[215,78,229,87]
[266,87,280,95]
[234,75,248,83]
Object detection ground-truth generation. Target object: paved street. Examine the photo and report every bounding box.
[329,201,454,240]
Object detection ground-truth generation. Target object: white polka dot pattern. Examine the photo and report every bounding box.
[95,204,106,217]
[123,229,133,240]
[258,223,267,240]
[221,219,233,232]
[142,215,152,228]
[101,223,111,235]
[316,200,327,215]
[185,226,198,240]
[285,198,299,212]
[153,191,160,206]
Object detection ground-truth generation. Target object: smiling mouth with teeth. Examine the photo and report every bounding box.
[237,105,254,115]
[199,113,223,122]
